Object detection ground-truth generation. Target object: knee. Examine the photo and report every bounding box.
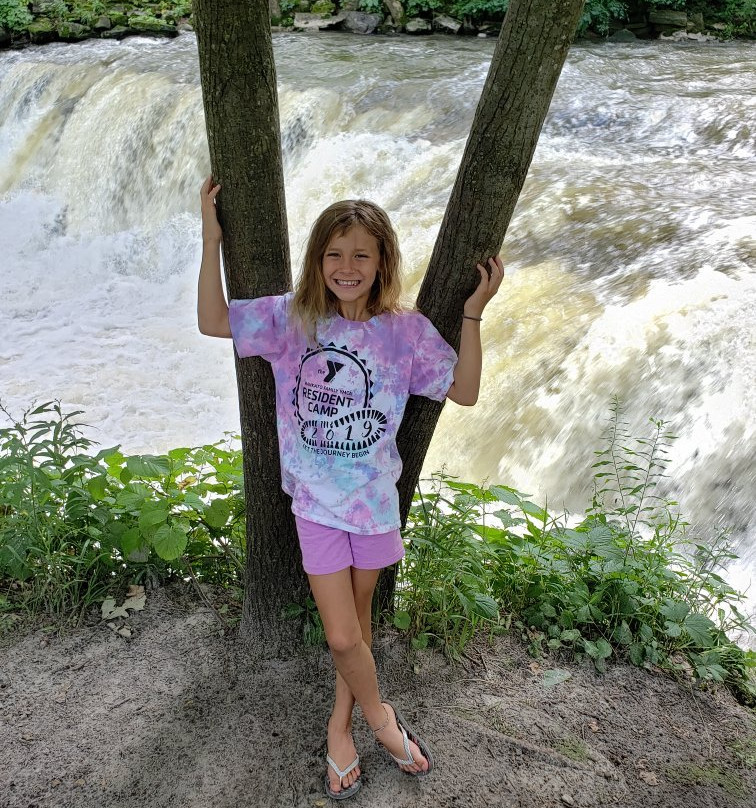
[326,629,362,656]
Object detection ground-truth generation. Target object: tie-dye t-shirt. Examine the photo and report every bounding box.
[228,293,457,535]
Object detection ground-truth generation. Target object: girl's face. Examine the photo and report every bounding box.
[321,225,380,313]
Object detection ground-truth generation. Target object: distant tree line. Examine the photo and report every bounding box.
[1,0,754,43]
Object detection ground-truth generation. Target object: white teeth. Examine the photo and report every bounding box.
[335,280,359,286]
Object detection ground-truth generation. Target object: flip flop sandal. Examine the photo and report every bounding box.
[325,753,361,801]
[381,700,435,778]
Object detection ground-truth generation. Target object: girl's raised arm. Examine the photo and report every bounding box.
[197,176,231,338]
[446,255,504,406]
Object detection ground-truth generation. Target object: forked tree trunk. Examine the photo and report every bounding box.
[381,0,586,607]
[194,0,307,648]
[194,0,585,637]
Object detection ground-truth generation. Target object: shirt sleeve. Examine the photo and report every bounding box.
[409,313,458,402]
[228,293,291,362]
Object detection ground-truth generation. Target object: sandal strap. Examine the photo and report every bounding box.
[326,754,360,780]
[388,723,415,767]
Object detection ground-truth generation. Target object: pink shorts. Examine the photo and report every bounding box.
[294,516,405,576]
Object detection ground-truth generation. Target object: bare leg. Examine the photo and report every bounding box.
[330,568,377,730]
[310,569,429,779]
[326,568,378,793]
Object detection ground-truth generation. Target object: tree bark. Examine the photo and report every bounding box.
[380,0,586,608]
[194,0,307,649]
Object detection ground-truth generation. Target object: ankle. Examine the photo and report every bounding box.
[328,716,352,734]
[369,704,391,735]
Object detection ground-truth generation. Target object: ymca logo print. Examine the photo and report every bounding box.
[323,360,344,384]
[292,343,387,457]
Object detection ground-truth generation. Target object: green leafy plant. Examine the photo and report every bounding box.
[283,596,326,646]
[0,0,33,32]
[451,0,509,19]
[358,0,384,13]
[0,401,245,619]
[398,477,504,658]
[577,0,627,36]
[395,400,755,704]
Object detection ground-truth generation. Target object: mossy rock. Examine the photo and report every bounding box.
[27,17,56,43]
[311,0,335,16]
[110,13,128,26]
[100,24,131,39]
[127,14,177,35]
[57,21,92,41]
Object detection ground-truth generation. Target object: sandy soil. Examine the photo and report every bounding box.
[1,586,754,808]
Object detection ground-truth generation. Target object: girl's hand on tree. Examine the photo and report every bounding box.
[463,255,505,319]
[200,176,223,243]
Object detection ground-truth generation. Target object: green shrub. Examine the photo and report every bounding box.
[396,400,755,704]
[578,0,627,36]
[0,401,245,618]
[0,0,33,32]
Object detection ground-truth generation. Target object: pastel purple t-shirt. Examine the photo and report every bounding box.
[228,293,457,534]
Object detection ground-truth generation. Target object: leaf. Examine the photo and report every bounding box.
[472,593,499,619]
[151,523,188,561]
[595,638,613,659]
[489,485,525,506]
[584,638,612,660]
[116,487,148,511]
[138,502,170,533]
[629,643,645,666]
[101,593,145,620]
[411,633,429,650]
[101,598,129,620]
[393,610,411,631]
[126,454,171,479]
[683,613,717,647]
[612,622,633,646]
[204,498,232,529]
[520,500,547,521]
[664,621,682,638]
[542,669,572,688]
[86,475,108,501]
[560,629,581,643]
[659,600,690,623]
[121,593,146,612]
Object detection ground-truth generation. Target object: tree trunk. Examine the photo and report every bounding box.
[194,0,307,649]
[380,0,586,607]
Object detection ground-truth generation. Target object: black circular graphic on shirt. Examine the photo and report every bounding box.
[292,343,387,454]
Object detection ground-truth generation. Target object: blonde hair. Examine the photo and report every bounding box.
[292,200,403,336]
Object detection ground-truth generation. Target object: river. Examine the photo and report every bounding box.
[0,32,754,608]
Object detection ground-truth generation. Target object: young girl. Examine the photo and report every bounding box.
[197,176,503,800]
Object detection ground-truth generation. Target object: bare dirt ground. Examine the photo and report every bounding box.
[1,586,754,808]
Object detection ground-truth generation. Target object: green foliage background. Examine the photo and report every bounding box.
[1,1,754,37]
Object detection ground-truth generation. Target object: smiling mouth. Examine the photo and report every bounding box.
[334,279,360,286]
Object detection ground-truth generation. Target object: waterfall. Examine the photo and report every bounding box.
[1,33,754,611]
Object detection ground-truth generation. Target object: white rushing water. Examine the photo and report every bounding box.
[1,33,755,614]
